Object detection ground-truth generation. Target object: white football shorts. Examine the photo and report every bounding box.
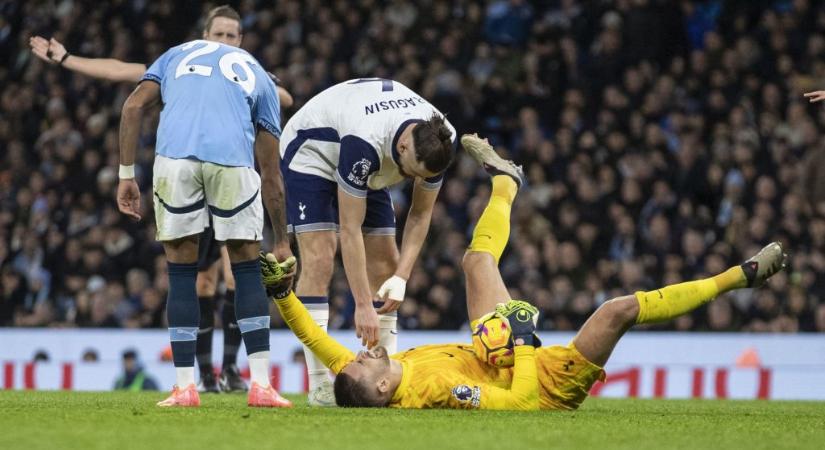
[152,155,263,242]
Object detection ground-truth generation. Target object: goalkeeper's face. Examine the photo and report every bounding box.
[334,346,393,407]
[346,346,391,378]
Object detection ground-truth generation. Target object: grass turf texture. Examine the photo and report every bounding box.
[1,391,824,450]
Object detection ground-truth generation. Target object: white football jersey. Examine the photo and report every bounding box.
[280,78,456,197]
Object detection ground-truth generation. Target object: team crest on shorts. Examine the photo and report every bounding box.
[451,385,481,407]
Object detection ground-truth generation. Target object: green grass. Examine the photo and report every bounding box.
[1,392,824,450]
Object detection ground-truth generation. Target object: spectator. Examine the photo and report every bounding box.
[1,0,822,333]
[113,349,159,391]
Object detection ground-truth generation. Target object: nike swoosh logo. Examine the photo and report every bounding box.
[390,330,398,335]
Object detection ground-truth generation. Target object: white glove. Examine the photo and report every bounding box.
[376,275,407,303]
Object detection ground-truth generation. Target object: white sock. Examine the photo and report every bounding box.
[176,367,195,387]
[378,314,398,355]
[248,351,270,387]
[304,306,330,391]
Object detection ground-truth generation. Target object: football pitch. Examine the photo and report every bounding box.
[1,391,823,450]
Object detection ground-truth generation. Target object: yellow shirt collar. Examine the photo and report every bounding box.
[390,359,412,404]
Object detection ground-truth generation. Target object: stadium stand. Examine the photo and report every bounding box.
[1,0,824,333]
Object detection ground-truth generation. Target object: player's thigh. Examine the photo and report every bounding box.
[284,169,339,294]
[152,155,209,243]
[202,162,264,243]
[294,231,337,295]
[462,251,510,322]
[570,295,639,367]
[362,188,399,292]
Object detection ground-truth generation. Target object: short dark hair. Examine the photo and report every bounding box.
[205,5,242,34]
[333,373,386,407]
[411,114,454,174]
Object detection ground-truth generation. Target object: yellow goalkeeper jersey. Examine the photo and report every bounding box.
[277,292,539,410]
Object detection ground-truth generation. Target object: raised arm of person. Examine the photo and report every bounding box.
[30,35,296,107]
[30,36,145,82]
[376,178,440,314]
[804,90,825,103]
[116,81,161,220]
[274,290,356,374]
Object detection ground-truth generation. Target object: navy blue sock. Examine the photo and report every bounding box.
[167,262,199,367]
[231,259,270,355]
[222,289,241,370]
[196,296,215,374]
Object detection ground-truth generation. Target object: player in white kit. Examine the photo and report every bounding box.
[280,78,455,405]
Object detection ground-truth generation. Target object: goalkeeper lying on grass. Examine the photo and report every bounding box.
[262,135,788,410]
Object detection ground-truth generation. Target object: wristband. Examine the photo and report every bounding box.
[119,164,135,179]
[59,52,70,65]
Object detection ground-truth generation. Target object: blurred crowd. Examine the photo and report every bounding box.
[2,0,825,333]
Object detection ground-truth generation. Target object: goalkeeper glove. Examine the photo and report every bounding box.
[495,300,542,347]
[259,252,297,299]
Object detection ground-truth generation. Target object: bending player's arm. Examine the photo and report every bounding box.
[274,291,356,373]
[116,81,161,220]
[376,178,440,313]
[30,36,145,82]
[338,189,379,347]
[335,135,382,347]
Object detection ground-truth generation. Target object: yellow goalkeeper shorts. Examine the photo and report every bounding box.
[536,343,605,410]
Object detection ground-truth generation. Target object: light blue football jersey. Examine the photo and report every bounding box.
[142,40,281,168]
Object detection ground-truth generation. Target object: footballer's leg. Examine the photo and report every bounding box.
[218,245,246,392]
[572,242,788,367]
[194,227,221,393]
[286,170,340,406]
[205,161,291,407]
[294,230,337,406]
[158,234,202,407]
[153,155,210,407]
[459,134,524,322]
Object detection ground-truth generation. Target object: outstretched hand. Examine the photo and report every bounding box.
[496,300,541,347]
[29,36,67,64]
[804,91,825,103]
[260,252,298,299]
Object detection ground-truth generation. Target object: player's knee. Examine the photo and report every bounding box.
[461,251,492,273]
[195,269,217,296]
[599,296,639,329]
[300,248,335,285]
[195,276,216,296]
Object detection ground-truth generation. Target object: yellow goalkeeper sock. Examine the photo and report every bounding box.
[467,176,517,264]
[635,266,747,324]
